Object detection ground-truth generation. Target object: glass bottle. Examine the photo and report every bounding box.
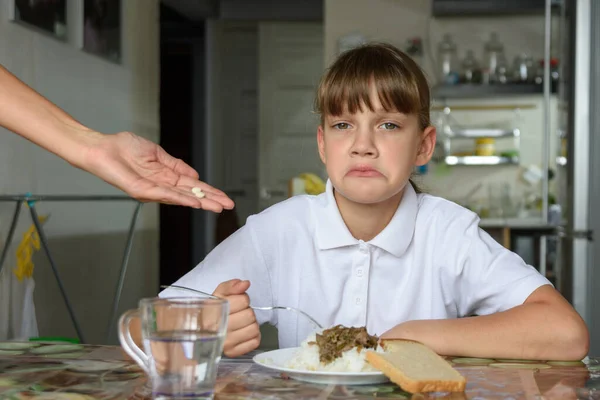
[461,50,480,83]
[496,53,510,84]
[438,33,459,84]
[483,32,505,83]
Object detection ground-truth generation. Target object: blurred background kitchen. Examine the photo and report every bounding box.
[1,0,599,355]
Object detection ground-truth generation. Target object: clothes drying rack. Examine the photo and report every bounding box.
[0,194,143,344]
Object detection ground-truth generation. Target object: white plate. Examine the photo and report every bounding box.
[252,347,388,385]
[66,360,127,372]
[30,344,84,355]
[0,342,40,350]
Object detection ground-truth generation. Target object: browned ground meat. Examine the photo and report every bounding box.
[309,325,379,364]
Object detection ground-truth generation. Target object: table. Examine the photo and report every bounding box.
[0,342,599,399]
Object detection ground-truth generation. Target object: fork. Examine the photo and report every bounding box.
[159,284,324,329]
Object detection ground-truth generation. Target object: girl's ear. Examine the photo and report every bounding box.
[415,125,436,166]
[317,125,326,164]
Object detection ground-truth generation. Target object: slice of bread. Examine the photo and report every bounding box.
[366,339,466,393]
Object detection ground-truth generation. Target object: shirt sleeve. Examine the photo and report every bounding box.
[158,218,276,326]
[453,215,553,317]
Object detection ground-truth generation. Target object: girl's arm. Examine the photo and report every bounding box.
[382,284,589,361]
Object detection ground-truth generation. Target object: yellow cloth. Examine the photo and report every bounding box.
[13,213,48,281]
[299,173,326,195]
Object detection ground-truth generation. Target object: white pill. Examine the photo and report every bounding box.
[191,187,206,199]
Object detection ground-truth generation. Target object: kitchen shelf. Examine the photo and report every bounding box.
[431,0,562,17]
[479,217,558,229]
[437,103,522,166]
[443,127,520,139]
[433,83,557,99]
[445,155,519,166]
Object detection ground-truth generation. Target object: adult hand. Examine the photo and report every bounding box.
[0,65,233,211]
[84,131,234,211]
[213,279,261,357]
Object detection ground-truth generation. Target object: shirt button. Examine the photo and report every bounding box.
[356,269,364,277]
[355,297,361,305]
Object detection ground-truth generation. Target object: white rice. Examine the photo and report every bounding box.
[284,332,385,372]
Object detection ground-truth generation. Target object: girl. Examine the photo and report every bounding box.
[161,43,588,361]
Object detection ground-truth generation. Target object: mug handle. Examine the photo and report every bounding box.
[118,308,149,373]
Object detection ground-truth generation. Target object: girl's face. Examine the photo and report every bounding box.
[317,89,436,205]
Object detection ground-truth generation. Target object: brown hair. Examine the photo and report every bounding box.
[315,42,431,130]
[315,43,430,193]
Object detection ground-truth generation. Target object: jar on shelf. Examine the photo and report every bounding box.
[496,53,510,84]
[438,33,459,84]
[534,60,544,84]
[483,32,505,83]
[550,58,560,82]
[461,49,481,83]
[475,138,495,156]
[405,37,424,67]
[534,58,560,89]
[513,53,535,83]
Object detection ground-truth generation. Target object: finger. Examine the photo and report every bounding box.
[199,195,235,211]
[176,185,235,210]
[128,184,214,210]
[131,183,233,212]
[213,279,251,298]
[224,336,261,358]
[147,168,226,199]
[127,183,200,207]
[198,197,234,212]
[174,162,200,180]
[156,147,200,180]
[226,322,260,345]
[226,293,251,314]
[212,279,241,296]
[228,308,257,332]
[179,191,232,212]
[224,324,261,355]
[176,175,229,197]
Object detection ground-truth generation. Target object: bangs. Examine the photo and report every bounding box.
[315,44,430,126]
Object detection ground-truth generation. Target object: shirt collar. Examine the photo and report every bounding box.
[315,179,418,257]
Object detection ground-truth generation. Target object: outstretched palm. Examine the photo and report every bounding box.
[85,131,234,212]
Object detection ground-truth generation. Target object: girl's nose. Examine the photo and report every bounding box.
[350,130,378,158]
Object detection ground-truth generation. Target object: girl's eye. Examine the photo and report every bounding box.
[380,122,399,130]
[333,123,351,130]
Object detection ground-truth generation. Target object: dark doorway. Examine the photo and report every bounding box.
[158,4,195,287]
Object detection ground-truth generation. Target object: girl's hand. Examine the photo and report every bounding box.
[381,320,448,354]
[382,320,426,341]
[213,279,261,357]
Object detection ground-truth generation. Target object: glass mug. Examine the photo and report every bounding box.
[119,297,229,399]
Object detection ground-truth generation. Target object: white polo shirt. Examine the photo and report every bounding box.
[160,180,551,348]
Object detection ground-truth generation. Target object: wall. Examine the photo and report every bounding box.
[207,21,259,235]
[0,0,160,344]
[324,0,559,82]
[324,0,559,216]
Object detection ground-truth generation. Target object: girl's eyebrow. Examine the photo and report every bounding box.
[326,113,352,120]
[325,109,409,120]
[371,106,405,115]
[373,109,408,119]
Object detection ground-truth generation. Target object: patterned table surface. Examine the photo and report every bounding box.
[0,341,598,399]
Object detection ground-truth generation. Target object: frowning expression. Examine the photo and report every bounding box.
[317,91,435,205]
